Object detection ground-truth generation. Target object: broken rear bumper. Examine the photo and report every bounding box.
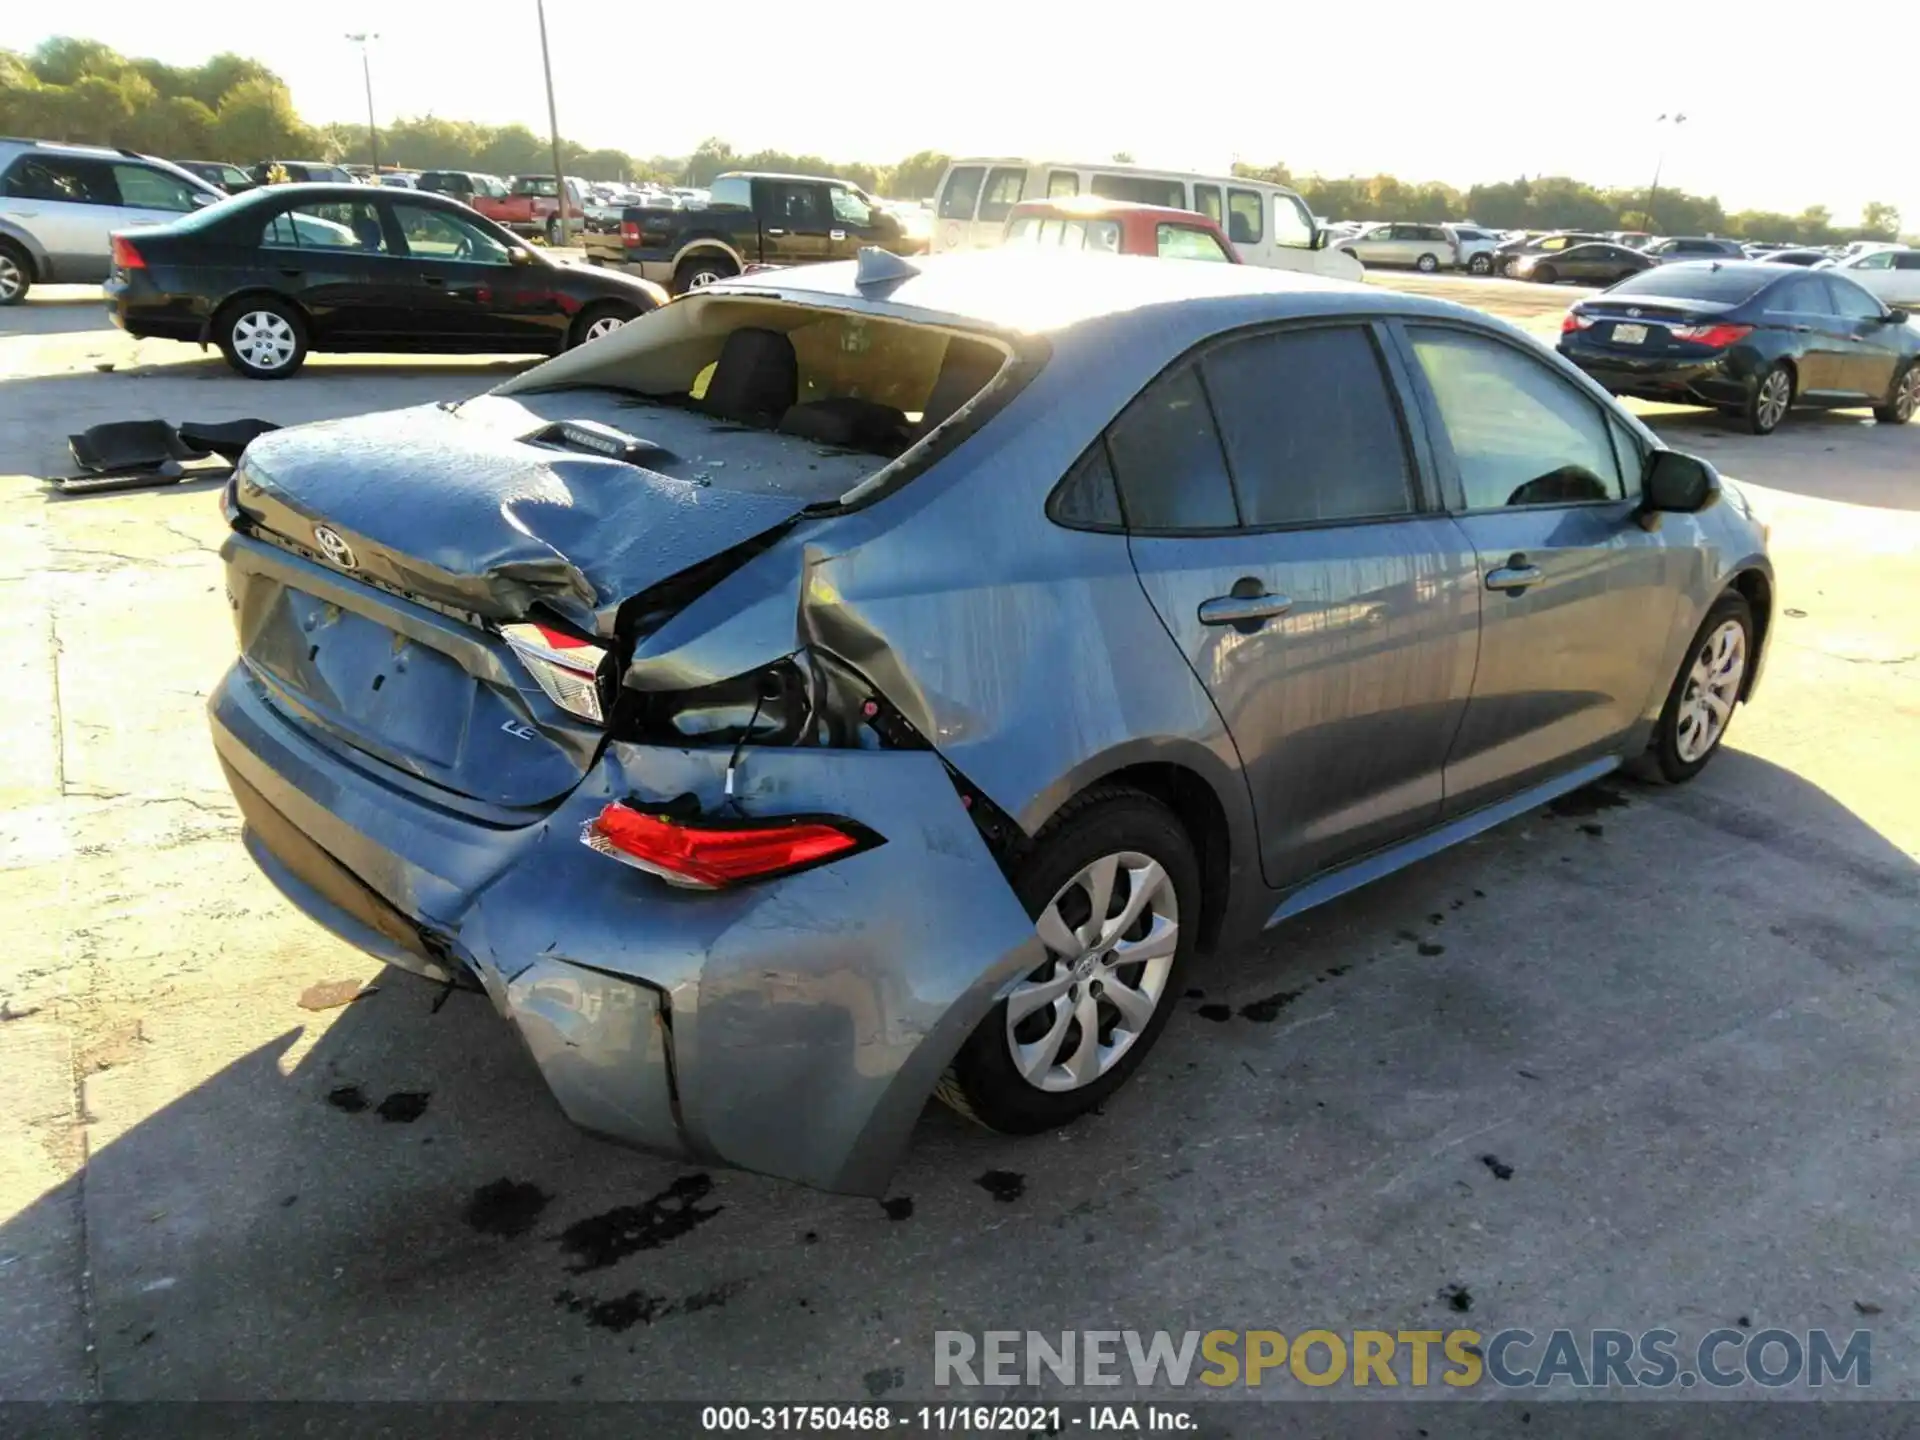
[209,662,1042,1194]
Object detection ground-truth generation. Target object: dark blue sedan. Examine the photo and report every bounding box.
[1557,261,1919,434]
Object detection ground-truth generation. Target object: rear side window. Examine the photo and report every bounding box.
[1091,174,1184,208]
[1202,327,1414,526]
[1048,442,1124,529]
[1157,225,1232,263]
[1106,365,1239,532]
[1046,170,1079,198]
[1226,189,1263,246]
[1408,326,1623,509]
[938,166,984,221]
[4,155,117,204]
[1192,184,1222,223]
[977,167,1027,224]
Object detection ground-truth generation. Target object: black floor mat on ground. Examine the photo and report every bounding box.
[176,417,281,461]
[67,421,209,474]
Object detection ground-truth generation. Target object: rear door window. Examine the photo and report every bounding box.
[977,167,1027,224]
[1226,189,1263,247]
[113,163,203,212]
[937,166,984,221]
[261,200,389,252]
[1092,174,1184,207]
[1202,327,1415,526]
[4,154,118,204]
[1192,184,1222,224]
[1046,170,1079,198]
[1105,365,1239,532]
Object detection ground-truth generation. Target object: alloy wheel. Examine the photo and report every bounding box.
[0,253,22,302]
[1897,367,1920,422]
[583,314,626,341]
[1755,369,1791,431]
[688,268,724,289]
[232,311,296,371]
[1005,851,1178,1093]
[1675,619,1747,763]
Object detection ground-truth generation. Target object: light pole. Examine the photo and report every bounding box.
[536,0,567,238]
[346,33,379,175]
[1645,112,1686,233]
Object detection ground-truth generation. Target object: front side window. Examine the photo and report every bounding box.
[390,202,510,263]
[1226,189,1263,247]
[1273,195,1313,248]
[511,176,560,197]
[3,155,116,204]
[113,164,203,212]
[829,185,873,227]
[1202,327,1414,526]
[260,200,388,253]
[1408,326,1623,509]
[1157,224,1232,263]
[937,165,984,221]
[1853,252,1894,270]
[1825,278,1884,320]
[770,184,824,226]
[1106,364,1239,532]
[977,167,1027,224]
[1047,170,1079,198]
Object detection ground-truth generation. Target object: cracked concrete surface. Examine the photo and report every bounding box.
[1,282,1915,1413]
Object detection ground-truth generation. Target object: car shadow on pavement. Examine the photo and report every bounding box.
[1640,408,1919,511]
[3,749,1915,1404]
[0,295,118,337]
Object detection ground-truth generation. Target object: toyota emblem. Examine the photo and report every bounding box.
[313,525,357,570]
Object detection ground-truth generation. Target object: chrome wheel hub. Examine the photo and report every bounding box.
[1897,368,1919,421]
[1675,619,1747,763]
[0,255,21,300]
[233,311,295,370]
[584,315,625,340]
[1006,851,1178,1093]
[1756,371,1790,430]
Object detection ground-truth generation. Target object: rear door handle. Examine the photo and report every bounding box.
[766,227,787,236]
[1198,592,1293,627]
[1486,556,1545,594]
[830,228,847,241]
[422,275,445,287]
[277,267,303,278]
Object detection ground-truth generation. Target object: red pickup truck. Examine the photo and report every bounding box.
[1000,197,1241,263]
[478,175,587,245]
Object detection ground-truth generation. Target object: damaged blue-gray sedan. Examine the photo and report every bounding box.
[209,249,1773,1193]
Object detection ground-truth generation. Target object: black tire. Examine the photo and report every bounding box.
[1467,252,1493,276]
[1742,361,1793,435]
[215,296,308,379]
[1416,252,1440,273]
[1532,263,1558,285]
[1498,256,1518,277]
[0,240,31,306]
[1872,361,1918,425]
[1636,591,1755,785]
[673,254,738,295]
[569,300,641,349]
[935,788,1199,1134]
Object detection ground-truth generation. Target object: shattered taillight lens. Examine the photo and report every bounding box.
[581,802,881,889]
[501,622,606,723]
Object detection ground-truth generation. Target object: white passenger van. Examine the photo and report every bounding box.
[931,159,1362,281]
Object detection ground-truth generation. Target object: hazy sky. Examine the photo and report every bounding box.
[6,4,1914,228]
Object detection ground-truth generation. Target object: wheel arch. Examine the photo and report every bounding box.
[0,222,47,277]
[672,237,745,273]
[1727,566,1772,699]
[210,286,312,340]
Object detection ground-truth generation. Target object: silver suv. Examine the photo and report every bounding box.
[0,139,222,305]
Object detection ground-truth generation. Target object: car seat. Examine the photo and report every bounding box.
[353,214,385,251]
[912,339,1003,439]
[698,327,798,426]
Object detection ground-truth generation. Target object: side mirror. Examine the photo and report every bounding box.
[1641,450,1720,521]
[1883,307,1909,324]
[1312,229,1330,250]
[509,247,535,267]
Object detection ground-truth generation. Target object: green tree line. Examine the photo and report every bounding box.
[2,36,1903,242]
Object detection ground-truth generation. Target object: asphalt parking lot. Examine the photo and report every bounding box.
[2,272,1916,1416]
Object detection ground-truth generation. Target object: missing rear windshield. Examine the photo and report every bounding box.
[492,298,1017,483]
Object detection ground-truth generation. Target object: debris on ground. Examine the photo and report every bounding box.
[297,979,377,1011]
[375,1091,430,1123]
[1480,1154,1515,1180]
[51,417,280,494]
[975,1170,1026,1203]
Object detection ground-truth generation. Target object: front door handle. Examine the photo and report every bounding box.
[1198,592,1293,628]
[277,267,303,278]
[830,228,847,241]
[765,227,787,236]
[422,275,445,287]
[1486,555,1545,595]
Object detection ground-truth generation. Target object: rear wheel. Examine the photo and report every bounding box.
[1637,592,1754,784]
[1873,361,1918,424]
[935,789,1197,1134]
[569,300,640,349]
[216,297,307,378]
[1532,263,1558,285]
[1467,252,1493,276]
[0,241,30,305]
[1498,256,1519,277]
[1743,362,1793,435]
[1416,252,1440,273]
[673,253,738,295]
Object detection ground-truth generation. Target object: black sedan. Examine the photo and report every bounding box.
[104,184,667,378]
[1511,242,1654,286]
[1558,261,1919,434]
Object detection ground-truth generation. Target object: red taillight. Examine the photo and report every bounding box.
[1669,323,1753,349]
[501,621,605,723]
[620,219,641,245]
[581,803,879,889]
[111,235,145,270]
[1561,311,1594,333]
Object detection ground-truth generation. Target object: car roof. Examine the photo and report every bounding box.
[704,249,1483,337]
[1008,197,1216,224]
[221,182,456,204]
